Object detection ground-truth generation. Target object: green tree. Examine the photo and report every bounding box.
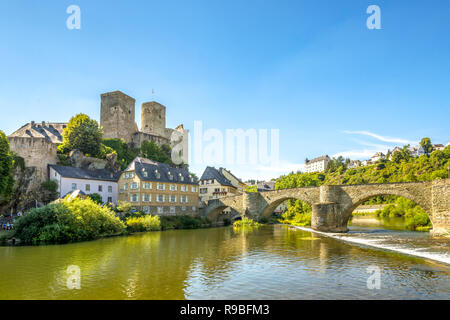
[103,138,139,169]
[88,193,103,205]
[60,114,103,157]
[0,131,14,201]
[141,140,172,164]
[420,137,433,155]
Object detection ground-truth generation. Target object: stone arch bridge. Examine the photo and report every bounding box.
[200,179,450,235]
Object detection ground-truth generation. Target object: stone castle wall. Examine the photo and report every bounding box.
[8,136,57,180]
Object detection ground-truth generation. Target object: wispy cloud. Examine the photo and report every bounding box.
[342,130,417,145]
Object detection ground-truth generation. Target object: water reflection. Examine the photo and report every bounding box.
[0,225,448,300]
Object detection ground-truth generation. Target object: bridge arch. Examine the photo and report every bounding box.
[339,183,434,227]
[200,195,244,224]
[259,187,320,220]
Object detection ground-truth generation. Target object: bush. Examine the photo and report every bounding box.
[278,199,312,227]
[88,193,103,205]
[233,217,261,227]
[375,197,432,231]
[14,197,126,244]
[160,215,210,230]
[126,215,161,232]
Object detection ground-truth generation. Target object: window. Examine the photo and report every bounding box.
[142,194,151,202]
[123,183,128,190]
[142,182,152,189]
[98,185,103,192]
[86,184,90,191]
[169,195,177,203]
[169,185,177,191]
[191,186,198,192]
[168,172,173,180]
[192,206,196,211]
[180,185,187,192]
[108,186,113,193]
[169,206,176,214]
[72,183,77,190]
[156,194,165,203]
[107,197,113,203]
[179,174,184,182]
[130,194,139,202]
[143,206,150,214]
[130,182,139,190]
[181,206,186,211]
[157,183,165,190]
[123,172,135,179]
[200,188,207,194]
[157,207,164,214]
[180,195,188,203]
[155,170,160,179]
[214,188,220,192]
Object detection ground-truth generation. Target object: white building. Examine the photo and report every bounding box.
[433,144,445,151]
[347,160,360,169]
[409,145,425,157]
[48,165,120,204]
[304,155,330,173]
[361,159,373,166]
[371,152,385,162]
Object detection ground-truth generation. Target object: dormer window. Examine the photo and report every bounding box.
[142,168,148,177]
[179,173,184,182]
[168,171,173,180]
[155,170,160,179]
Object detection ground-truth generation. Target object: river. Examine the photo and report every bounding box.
[0,221,449,299]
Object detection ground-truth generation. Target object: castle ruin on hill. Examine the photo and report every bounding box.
[7,90,188,181]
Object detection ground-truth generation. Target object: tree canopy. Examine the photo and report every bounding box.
[60,114,103,157]
[420,137,433,155]
[0,131,14,201]
[141,140,173,164]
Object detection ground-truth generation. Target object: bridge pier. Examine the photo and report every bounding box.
[311,203,348,233]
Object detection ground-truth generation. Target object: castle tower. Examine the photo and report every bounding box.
[141,101,166,137]
[100,91,137,143]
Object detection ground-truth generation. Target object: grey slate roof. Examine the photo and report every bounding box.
[9,122,67,144]
[128,157,198,185]
[49,165,121,182]
[305,155,330,164]
[257,181,275,191]
[200,166,234,187]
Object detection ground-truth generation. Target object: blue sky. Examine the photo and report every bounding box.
[0,0,449,180]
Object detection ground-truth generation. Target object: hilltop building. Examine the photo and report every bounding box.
[117,157,199,215]
[371,152,385,162]
[7,90,187,181]
[347,160,361,169]
[100,91,188,151]
[257,181,275,192]
[304,155,330,173]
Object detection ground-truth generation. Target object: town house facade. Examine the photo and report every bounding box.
[118,157,199,216]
